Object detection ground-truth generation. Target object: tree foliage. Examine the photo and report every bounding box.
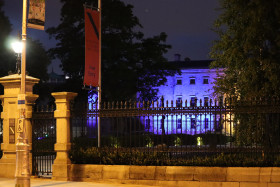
[47,0,177,101]
[0,0,14,77]
[26,38,50,82]
[210,0,280,98]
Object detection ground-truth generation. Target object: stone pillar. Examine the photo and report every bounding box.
[0,74,39,178]
[52,92,77,181]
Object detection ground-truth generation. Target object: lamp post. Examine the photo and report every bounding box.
[15,0,30,186]
[11,40,22,74]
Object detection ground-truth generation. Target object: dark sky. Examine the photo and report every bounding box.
[3,0,220,74]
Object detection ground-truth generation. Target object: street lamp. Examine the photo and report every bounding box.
[15,0,29,186]
[11,40,22,74]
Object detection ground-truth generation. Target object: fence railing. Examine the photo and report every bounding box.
[31,105,56,176]
[70,97,280,165]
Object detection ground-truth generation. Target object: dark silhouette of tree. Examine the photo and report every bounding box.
[0,0,14,78]
[47,0,178,101]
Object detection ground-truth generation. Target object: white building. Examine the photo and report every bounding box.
[155,54,222,106]
[142,55,226,135]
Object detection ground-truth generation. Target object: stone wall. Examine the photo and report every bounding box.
[69,165,280,186]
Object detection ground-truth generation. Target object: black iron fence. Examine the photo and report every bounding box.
[70,97,280,166]
[32,105,56,177]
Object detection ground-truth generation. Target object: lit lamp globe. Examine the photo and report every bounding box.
[12,41,23,54]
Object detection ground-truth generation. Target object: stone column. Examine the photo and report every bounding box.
[0,74,39,178]
[52,92,77,181]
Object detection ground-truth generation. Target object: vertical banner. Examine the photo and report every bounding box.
[84,8,100,87]
[28,0,45,30]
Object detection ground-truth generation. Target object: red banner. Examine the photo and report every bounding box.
[84,8,100,87]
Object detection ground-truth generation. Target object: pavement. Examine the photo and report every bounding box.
[0,178,156,187]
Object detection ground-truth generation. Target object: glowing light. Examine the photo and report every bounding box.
[11,41,23,54]
[197,137,203,146]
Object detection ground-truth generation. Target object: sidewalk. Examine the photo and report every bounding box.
[0,178,157,187]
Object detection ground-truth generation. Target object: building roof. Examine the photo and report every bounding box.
[170,60,212,69]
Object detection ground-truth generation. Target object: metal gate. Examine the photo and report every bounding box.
[32,107,56,177]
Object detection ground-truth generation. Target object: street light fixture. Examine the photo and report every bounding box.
[11,40,22,74]
[15,0,29,186]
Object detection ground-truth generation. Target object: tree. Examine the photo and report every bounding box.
[0,0,14,78]
[26,38,50,82]
[210,0,280,156]
[210,0,280,98]
[47,0,177,101]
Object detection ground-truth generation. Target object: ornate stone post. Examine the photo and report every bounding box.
[51,92,77,181]
[0,74,39,178]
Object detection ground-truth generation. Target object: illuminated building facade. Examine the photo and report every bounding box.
[143,55,225,135]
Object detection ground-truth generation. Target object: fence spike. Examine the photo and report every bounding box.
[166,100,168,108]
[124,101,127,109]
[185,99,187,107]
[160,96,164,108]
[210,99,212,107]
[112,101,115,109]
[199,99,202,107]
[152,101,154,108]
[120,101,123,109]
[106,101,109,110]
[147,101,150,108]
[156,100,159,108]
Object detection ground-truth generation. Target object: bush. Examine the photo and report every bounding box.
[69,146,280,167]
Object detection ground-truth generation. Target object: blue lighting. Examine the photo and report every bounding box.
[86,60,223,135]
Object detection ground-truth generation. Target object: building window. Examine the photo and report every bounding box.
[176,96,182,107]
[145,119,150,129]
[177,118,182,129]
[190,78,195,85]
[203,78,209,84]
[190,97,197,107]
[191,118,196,128]
[176,78,182,85]
[204,97,209,107]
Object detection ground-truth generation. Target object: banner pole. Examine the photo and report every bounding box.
[97,0,101,148]
[15,0,30,186]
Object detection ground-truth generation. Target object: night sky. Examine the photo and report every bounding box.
[3,0,220,74]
